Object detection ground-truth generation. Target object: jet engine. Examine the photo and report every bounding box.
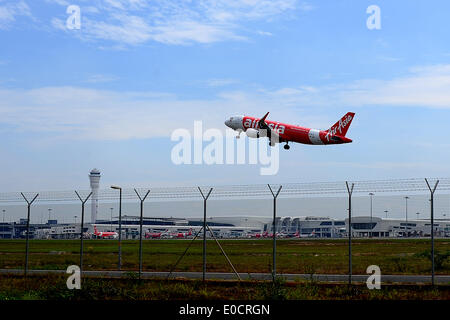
[245,128,268,138]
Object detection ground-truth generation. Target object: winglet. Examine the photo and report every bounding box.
[260,112,269,123]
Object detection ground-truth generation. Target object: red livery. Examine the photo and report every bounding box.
[170,229,193,238]
[225,112,354,149]
[93,226,118,239]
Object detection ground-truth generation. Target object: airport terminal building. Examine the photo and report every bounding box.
[2,215,449,239]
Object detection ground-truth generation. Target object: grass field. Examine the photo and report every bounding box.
[0,239,449,275]
[0,274,449,300]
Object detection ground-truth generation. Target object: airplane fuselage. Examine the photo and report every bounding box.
[225,112,354,147]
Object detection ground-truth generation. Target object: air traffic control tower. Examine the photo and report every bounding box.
[89,168,101,223]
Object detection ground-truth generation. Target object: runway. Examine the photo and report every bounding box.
[1,269,449,284]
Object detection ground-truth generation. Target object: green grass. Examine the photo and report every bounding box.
[0,274,448,300]
[0,239,449,275]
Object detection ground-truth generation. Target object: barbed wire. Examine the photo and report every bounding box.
[0,178,449,204]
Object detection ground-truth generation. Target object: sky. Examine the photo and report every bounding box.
[1,1,450,221]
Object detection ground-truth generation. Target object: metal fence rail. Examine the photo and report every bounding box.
[0,178,449,203]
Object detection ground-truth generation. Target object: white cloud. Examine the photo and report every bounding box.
[84,74,120,83]
[265,64,450,109]
[376,56,402,62]
[0,85,299,141]
[84,14,154,45]
[2,64,448,142]
[45,0,70,6]
[0,0,32,29]
[205,78,239,87]
[256,30,273,36]
[49,0,308,45]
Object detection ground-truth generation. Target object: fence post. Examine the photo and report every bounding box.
[20,193,38,277]
[198,187,213,283]
[134,189,150,280]
[75,191,92,276]
[268,184,282,282]
[425,178,439,286]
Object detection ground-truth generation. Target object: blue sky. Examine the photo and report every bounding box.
[1,0,450,194]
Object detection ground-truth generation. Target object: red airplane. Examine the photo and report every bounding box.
[262,231,282,238]
[93,226,118,239]
[225,112,354,149]
[247,231,263,238]
[170,229,193,239]
[145,229,169,239]
[285,231,300,238]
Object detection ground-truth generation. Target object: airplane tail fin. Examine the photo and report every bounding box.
[327,112,355,137]
[94,226,98,233]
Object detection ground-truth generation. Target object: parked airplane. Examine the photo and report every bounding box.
[298,231,317,238]
[225,112,355,149]
[93,226,118,239]
[247,231,263,238]
[145,229,169,239]
[284,231,300,238]
[262,231,283,238]
[170,229,193,238]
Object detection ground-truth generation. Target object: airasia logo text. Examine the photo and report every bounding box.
[329,115,352,136]
[243,118,286,134]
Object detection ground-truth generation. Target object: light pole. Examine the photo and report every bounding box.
[111,185,122,271]
[404,196,409,237]
[110,207,113,232]
[346,182,354,285]
[369,193,374,237]
[404,196,409,222]
[2,209,5,223]
[48,208,52,222]
[384,210,388,219]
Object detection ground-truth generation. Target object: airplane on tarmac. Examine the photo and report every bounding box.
[145,229,169,239]
[284,231,300,238]
[170,229,193,239]
[262,231,283,238]
[298,231,317,238]
[225,112,355,149]
[93,226,119,239]
[247,231,263,238]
